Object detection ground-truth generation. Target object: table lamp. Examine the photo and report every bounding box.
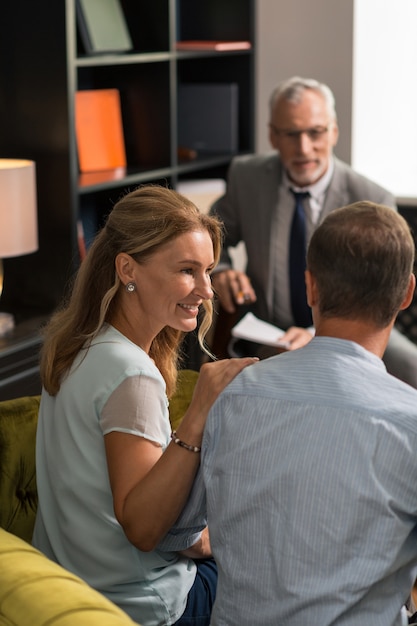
[0,159,38,336]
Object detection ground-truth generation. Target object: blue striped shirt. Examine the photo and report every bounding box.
[162,337,417,625]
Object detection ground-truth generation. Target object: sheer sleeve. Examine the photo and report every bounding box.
[100,375,170,448]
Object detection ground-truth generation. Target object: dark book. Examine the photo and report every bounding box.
[178,83,239,154]
[76,0,133,55]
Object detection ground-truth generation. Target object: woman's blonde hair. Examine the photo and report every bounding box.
[40,185,223,397]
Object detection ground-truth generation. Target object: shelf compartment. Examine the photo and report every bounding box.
[178,0,253,42]
[77,62,171,172]
[178,55,255,153]
[75,0,170,55]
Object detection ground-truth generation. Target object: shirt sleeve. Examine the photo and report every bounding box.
[100,374,170,447]
[157,464,207,551]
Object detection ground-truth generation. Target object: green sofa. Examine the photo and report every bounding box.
[0,369,198,626]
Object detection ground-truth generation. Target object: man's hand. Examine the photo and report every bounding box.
[212,269,257,313]
[179,527,212,559]
[279,326,314,350]
[258,326,314,359]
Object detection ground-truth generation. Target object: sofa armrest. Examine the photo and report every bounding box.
[0,527,139,625]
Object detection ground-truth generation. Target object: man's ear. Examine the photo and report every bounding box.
[399,273,416,311]
[305,270,318,307]
[330,120,339,148]
[115,252,136,285]
[268,124,279,150]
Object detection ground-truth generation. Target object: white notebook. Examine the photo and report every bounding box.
[231,312,289,348]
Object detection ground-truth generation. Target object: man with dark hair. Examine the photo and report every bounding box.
[164,201,417,626]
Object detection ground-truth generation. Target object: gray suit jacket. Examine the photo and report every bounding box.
[210,152,396,325]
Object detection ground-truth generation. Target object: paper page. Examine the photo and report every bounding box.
[231,312,289,347]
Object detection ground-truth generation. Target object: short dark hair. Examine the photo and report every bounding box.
[307,201,415,327]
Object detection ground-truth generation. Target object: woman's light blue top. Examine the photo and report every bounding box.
[33,325,197,626]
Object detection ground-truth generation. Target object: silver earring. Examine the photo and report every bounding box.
[125,282,136,293]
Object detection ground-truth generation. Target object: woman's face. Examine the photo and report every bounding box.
[131,229,215,336]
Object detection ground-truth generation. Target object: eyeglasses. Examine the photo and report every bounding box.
[269,124,329,143]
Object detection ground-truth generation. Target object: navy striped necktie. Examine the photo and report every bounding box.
[289,190,312,327]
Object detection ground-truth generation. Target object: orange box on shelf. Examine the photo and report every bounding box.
[75,89,127,172]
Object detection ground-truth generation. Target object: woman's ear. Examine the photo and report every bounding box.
[115,252,136,286]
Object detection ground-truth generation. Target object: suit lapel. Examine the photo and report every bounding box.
[260,156,282,317]
[321,158,349,222]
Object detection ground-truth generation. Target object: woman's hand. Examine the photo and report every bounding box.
[107,357,257,552]
[177,356,258,445]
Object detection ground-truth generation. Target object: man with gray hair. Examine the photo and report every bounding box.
[210,76,417,387]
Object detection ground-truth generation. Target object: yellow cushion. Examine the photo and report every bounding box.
[0,370,198,545]
[169,369,199,431]
[0,528,138,625]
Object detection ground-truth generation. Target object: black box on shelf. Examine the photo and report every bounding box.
[178,83,239,154]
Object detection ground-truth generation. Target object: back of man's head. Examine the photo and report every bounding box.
[307,201,415,327]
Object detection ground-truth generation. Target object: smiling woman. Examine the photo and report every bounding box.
[32,185,258,626]
[113,228,215,351]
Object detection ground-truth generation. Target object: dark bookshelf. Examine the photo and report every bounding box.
[0,0,255,395]
[0,316,47,401]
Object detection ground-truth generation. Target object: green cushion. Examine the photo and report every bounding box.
[0,370,198,545]
[169,369,199,431]
[0,395,41,543]
[0,527,138,625]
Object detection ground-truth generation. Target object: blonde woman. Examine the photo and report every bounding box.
[33,185,257,626]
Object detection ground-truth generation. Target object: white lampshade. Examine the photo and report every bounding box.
[0,159,38,258]
[0,159,38,335]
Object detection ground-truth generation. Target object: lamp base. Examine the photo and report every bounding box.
[0,312,14,337]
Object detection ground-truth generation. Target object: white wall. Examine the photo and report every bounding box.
[255,0,417,202]
[255,0,354,162]
[352,0,417,201]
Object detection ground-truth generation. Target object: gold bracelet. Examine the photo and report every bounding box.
[170,431,201,453]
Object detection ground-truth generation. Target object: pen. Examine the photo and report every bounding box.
[237,290,251,303]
